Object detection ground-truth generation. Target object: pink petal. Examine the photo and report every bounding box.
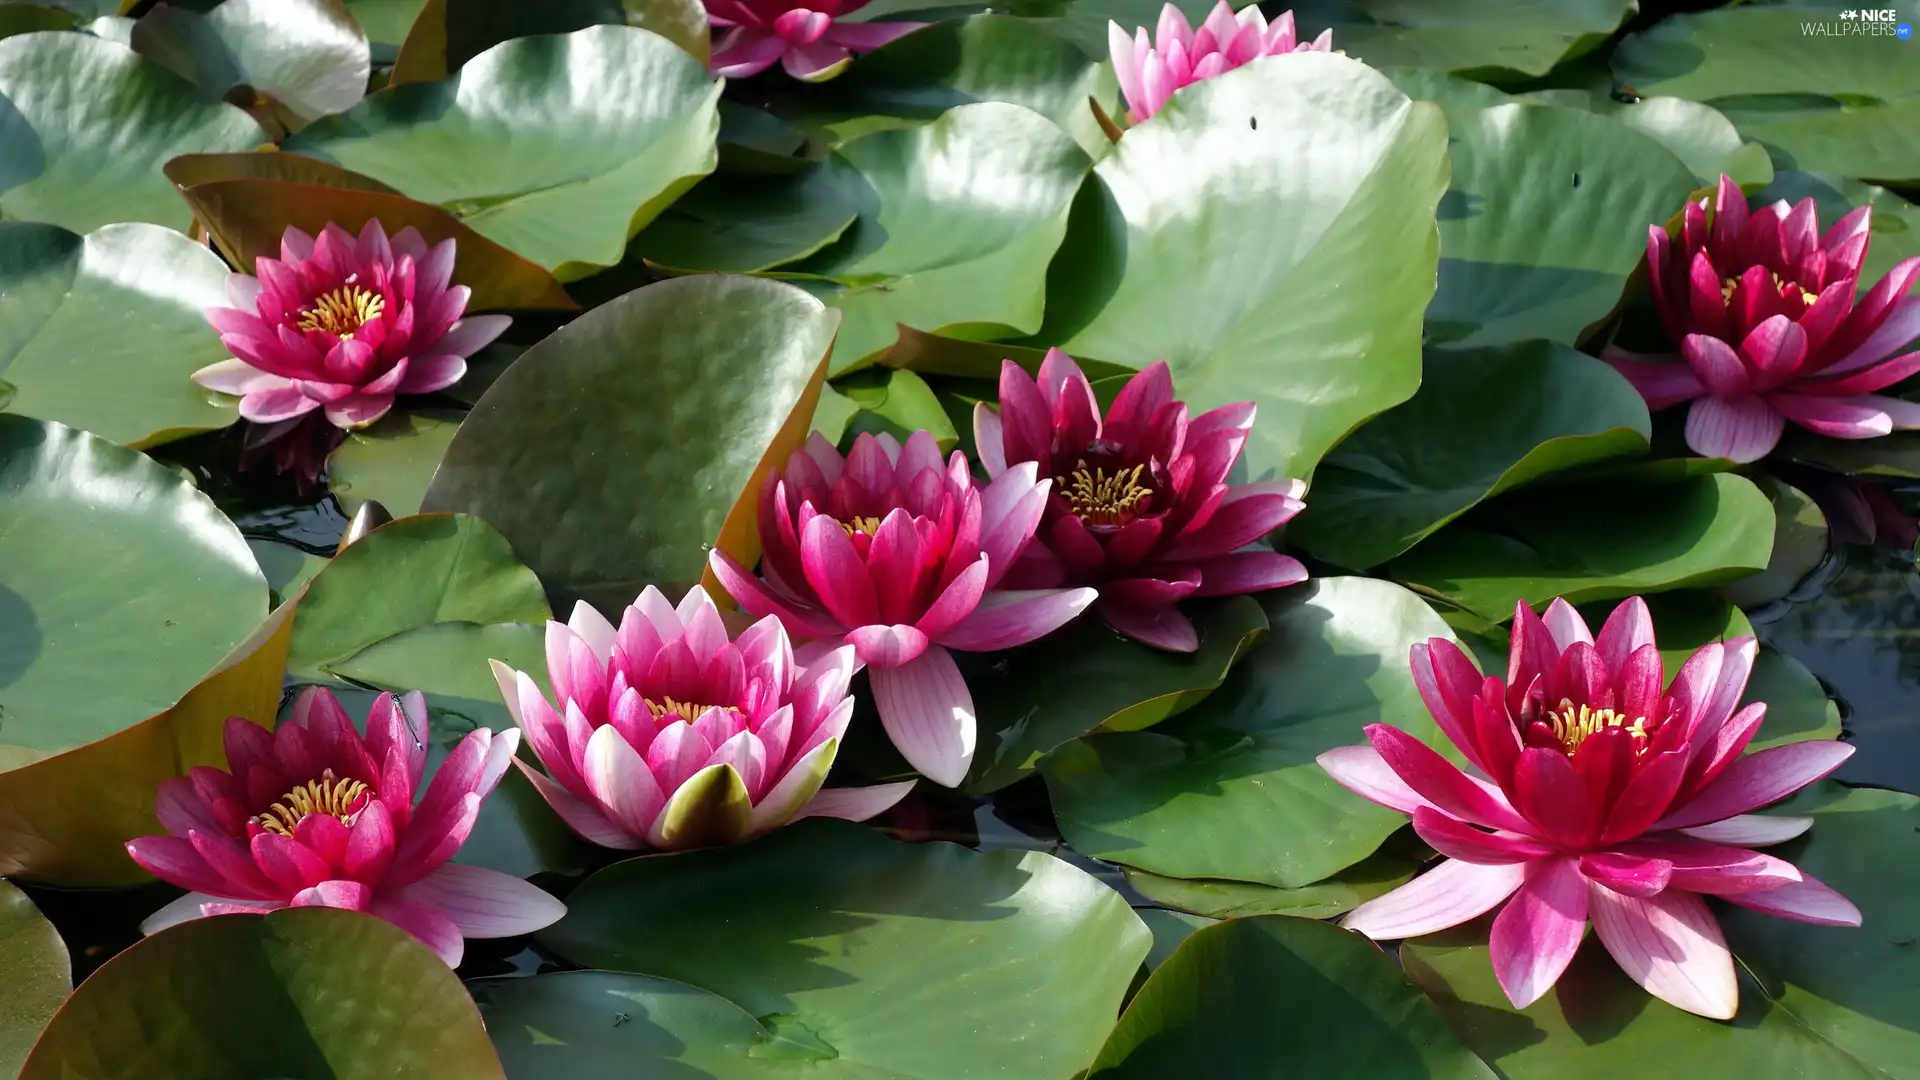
[1189,550,1308,597]
[1159,481,1307,560]
[1681,335,1751,396]
[793,780,918,823]
[1109,22,1145,123]
[396,863,566,938]
[192,358,285,397]
[1365,724,1533,834]
[847,622,930,668]
[435,314,511,359]
[238,384,323,423]
[1577,852,1674,898]
[1675,814,1812,847]
[710,28,786,78]
[823,20,924,50]
[1720,874,1861,926]
[801,514,882,629]
[1412,807,1554,865]
[515,759,645,849]
[1491,858,1590,1009]
[973,404,1008,479]
[368,896,466,968]
[1095,596,1198,652]
[582,725,668,837]
[397,354,467,395]
[1827,294,1920,374]
[1655,740,1854,830]
[708,551,847,638]
[782,39,851,81]
[1588,883,1738,1019]
[867,645,974,787]
[978,464,1049,589]
[1318,744,1438,816]
[290,879,373,910]
[1342,858,1530,941]
[1602,347,1706,411]
[323,393,396,430]
[1768,393,1898,439]
[1683,394,1785,462]
[939,587,1095,652]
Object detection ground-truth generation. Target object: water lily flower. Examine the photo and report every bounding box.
[127,689,562,968]
[709,431,1098,787]
[192,221,511,431]
[1607,175,1920,463]
[704,0,924,82]
[490,585,917,851]
[1110,2,1331,123]
[1317,596,1860,1019]
[973,349,1308,653]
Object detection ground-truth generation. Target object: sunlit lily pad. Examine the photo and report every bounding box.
[0,881,67,1076]
[1332,0,1635,79]
[130,0,370,122]
[326,408,465,516]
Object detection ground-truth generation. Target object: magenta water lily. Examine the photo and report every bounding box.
[1609,175,1920,463]
[125,689,563,968]
[704,0,923,82]
[491,585,915,850]
[1110,2,1331,123]
[192,221,511,431]
[710,430,1096,787]
[1318,596,1859,1018]
[975,349,1308,653]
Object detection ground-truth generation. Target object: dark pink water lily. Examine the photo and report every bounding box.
[192,221,511,431]
[1318,596,1859,1018]
[126,688,562,968]
[1607,175,1920,463]
[704,0,923,82]
[710,430,1096,788]
[973,349,1308,653]
[1110,2,1331,122]
[492,586,915,850]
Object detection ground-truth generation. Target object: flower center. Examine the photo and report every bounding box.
[1059,462,1153,527]
[252,769,371,837]
[1545,700,1649,756]
[296,286,386,338]
[646,696,734,723]
[1720,271,1815,306]
[840,516,884,537]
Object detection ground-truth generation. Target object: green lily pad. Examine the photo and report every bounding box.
[390,0,708,86]
[1613,8,1920,183]
[542,819,1150,1080]
[1291,341,1651,570]
[0,4,75,39]
[18,907,508,1079]
[289,25,722,279]
[247,537,329,608]
[1044,54,1447,482]
[130,0,370,121]
[1333,0,1634,80]
[0,415,266,764]
[1590,96,1774,188]
[326,408,464,516]
[1089,915,1497,1078]
[786,101,1091,374]
[1402,784,1920,1080]
[1386,472,1777,623]
[832,366,958,451]
[1124,844,1420,920]
[1426,102,1701,347]
[779,15,1120,159]
[0,221,239,447]
[1137,908,1212,973]
[0,881,67,1077]
[0,31,263,232]
[423,275,837,613]
[1720,477,1830,609]
[965,596,1269,794]
[344,0,426,54]
[1744,644,1844,751]
[1040,576,1459,889]
[286,512,550,680]
[632,166,860,274]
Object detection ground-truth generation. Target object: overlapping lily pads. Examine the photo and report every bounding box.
[1332,0,1635,80]
[130,0,370,123]
[539,819,1150,1079]
[1045,54,1447,481]
[289,24,723,278]
[0,882,66,1076]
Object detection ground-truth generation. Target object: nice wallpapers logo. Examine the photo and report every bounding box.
[1806,8,1913,35]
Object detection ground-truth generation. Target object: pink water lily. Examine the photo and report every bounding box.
[974,349,1308,653]
[709,431,1097,787]
[1608,175,1920,463]
[1318,595,1859,1019]
[704,0,924,82]
[127,689,562,968]
[1110,2,1331,123]
[491,585,916,851]
[192,221,511,431]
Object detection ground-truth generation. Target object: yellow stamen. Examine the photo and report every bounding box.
[646,696,733,723]
[840,516,884,537]
[1059,462,1153,526]
[252,770,370,837]
[1545,699,1649,756]
[1720,271,1815,306]
[296,286,386,338]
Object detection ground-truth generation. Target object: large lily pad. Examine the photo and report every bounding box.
[630,165,861,274]
[542,819,1150,1080]
[0,221,238,447]
[1720,476,1830,609]
[0,881,67,1077]
[1387,472,1777,623]
[965,596,1269,793]
[1088,916,1497,1078]
[1124,845,1420,921]
[286,513,550,680]
[18,908,507,1079]
[288,24,722,278]
[1333,0,1634,80]
[325,408,464,516]
[422,275,837,612]
[1291,341,1651,570]
[1426,102,1700,347]
[1040,576,1459,889]
[130,0,370,122]
[1402,784,1920,1079]
[0,31,262,232]
[786,101,1091,374]
[1045,53,1447,482]
[389,0,709,86]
